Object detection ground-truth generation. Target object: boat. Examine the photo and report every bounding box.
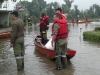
[69,20,92,24]
[34,37,76,60]
[0,32,11,39]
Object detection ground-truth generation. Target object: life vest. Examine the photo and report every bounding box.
[45,15,49,20]
[40,15,49,26]
[61,14,66,19]
[52,13,66,26]
[52,19,68,40]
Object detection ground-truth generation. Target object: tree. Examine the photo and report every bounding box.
[19,0,100,22]
[74,5,80,19]
[27,0,47,18]
[0,0,4,3]
[46,2,60,21]
[63,0,74,13]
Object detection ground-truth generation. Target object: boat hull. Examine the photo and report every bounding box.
[69,21,92,24]
[34,38,76,60]
[0,32,11,39]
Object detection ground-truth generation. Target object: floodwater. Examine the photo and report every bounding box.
[0,22,100,75]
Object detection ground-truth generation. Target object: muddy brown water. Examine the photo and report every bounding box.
[0,22,100,75]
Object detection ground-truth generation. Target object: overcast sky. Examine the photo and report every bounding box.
[0,0,100,10]
[44,0,100,10]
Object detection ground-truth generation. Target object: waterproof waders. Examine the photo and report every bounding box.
[13,36,24,71]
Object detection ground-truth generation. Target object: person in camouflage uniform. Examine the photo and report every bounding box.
[51,13,68,70]
[10,11,24,71]
[28,16,32,26]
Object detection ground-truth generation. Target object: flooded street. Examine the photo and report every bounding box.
[0,22,100,75]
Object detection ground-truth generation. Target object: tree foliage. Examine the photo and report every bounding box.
[63,0,74,13]
[0,0,4,3]
[17,0,100,22]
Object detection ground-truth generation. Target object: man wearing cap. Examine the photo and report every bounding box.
[52,8,67,27]
[10,11,24,71]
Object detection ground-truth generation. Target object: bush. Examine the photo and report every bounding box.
[83,31,100,42]
[95,27,100,31]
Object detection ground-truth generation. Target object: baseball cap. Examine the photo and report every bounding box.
[11,11,18,17]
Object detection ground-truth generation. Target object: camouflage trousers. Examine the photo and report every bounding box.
[40,32,47,44]
[54,41,67,69]
[13,36,24,71]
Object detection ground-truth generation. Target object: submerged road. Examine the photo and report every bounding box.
[0,22,100,75]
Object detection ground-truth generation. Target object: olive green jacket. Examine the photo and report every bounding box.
[10,18,24,43]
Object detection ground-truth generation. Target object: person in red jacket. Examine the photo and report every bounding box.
[39,13,49,44]
[55,8,66,19]
[52,8,66,26]
[51,13,68,70]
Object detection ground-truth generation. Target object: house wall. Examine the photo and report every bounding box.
[0,11,9,27]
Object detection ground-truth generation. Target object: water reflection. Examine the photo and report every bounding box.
[52,60,74,75]
[25,26,33,35]
[0,38,17,75]
[85,23,88,29]
[68,22,100,75]
[34,25,38,31]
[34,49,75,75]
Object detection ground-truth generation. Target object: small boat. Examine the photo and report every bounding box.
[34,37,76,60]
[0,32,11,39]
[69,20,92,24]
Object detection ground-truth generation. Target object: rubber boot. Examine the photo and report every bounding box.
[55,57,61,70]
[22,59,24,69]
[62,57,67,69]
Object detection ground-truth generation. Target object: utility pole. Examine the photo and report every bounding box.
[94,8,95,22]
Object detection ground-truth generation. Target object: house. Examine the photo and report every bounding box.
[0,10,11,28]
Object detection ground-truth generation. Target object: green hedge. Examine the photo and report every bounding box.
[95,27,100,31]
[83,31,100,42]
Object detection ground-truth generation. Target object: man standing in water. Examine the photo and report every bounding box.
[10,11,24,71]
[51,13,68,70]
[52,8,67,26]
